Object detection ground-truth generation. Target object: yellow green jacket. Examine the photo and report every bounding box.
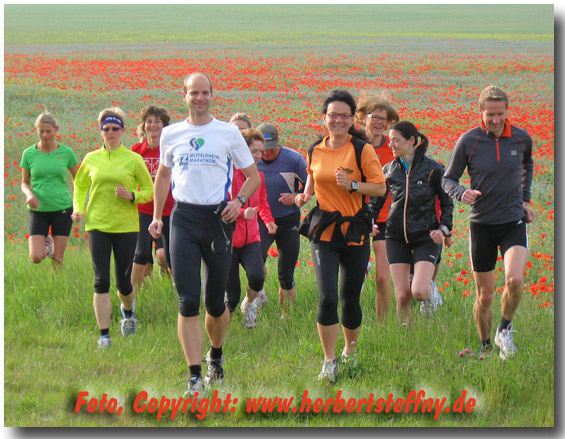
[73,144,154,233]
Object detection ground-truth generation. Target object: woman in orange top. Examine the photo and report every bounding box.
[296,90,386,382]
[355,96,399,322]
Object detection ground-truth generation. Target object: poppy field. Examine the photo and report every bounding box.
[4,4,555,428]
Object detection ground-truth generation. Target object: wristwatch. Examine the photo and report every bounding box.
[349,181,359,193]
[236,194,247,205]
[439,225,452,237]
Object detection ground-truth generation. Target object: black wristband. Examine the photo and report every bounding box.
[130,192,135,204]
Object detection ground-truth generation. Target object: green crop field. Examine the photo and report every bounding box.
[4,4,554,428]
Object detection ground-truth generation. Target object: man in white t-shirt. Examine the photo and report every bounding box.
[149,73,260,397]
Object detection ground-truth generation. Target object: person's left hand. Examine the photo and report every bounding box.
[444,235,453,248]
[266,222,278,234]
[279,193,295,205]
[222,200,243,223]
[116,185,133,200]
[523,202,535,223]
[335,170,351,191]
[429,229,444,245]
[244,207,258,220]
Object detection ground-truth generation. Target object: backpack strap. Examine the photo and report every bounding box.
[349,136,367,183]
[308,136,366,182]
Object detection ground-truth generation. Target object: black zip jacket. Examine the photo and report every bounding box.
[373,155,453,244]
[442,122,533,225]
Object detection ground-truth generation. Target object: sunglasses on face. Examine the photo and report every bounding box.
[101,127,122,132]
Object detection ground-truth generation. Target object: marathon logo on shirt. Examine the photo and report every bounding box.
[190,138,205,151]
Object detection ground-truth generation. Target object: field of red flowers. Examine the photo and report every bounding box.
[4,46,554,309]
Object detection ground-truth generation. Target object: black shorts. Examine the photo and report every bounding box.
[470,219,528,273]
[28,208,73,237]
[133,212,170,266]
[372,221,387,242]
[386,238,441,265]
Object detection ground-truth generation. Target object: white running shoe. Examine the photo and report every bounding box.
[45,235,53,258]
[318,359,338,382]
[243,299,258,329]
[255,289,268,309]
[495,324,517,360]
[120,302,138,337]
[362,261,372,287]
[97,335,111,349]
[430,280,443,306]
[420,280,442,317]
[184,375,204,398]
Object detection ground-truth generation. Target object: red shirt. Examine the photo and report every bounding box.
[131,140,175,217]
[373,136,394,223]
[231,169,274,248]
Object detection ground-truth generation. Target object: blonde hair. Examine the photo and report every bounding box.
[229,112,252,129]
[479,85,509,110]
[355,94,399,126]
[98,107,126,126]
[35,112,58,129]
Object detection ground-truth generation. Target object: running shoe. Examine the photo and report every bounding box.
[97,335,111,349]
[45,235,53,258]
[420,280,442,317]
[255,289,268,309]
[318,359,338,382]
[362,261,372,286]
[183,375,204,398]
[430,280,443,306]
[120,303,138,337]
[495,323,517,360]
[205,350,224,386]
[243,299,258,329]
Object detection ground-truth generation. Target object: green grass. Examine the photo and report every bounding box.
[4,4,554,46]
[3,237,554,427]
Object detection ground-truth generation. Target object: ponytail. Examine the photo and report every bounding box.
[390,121,428,160]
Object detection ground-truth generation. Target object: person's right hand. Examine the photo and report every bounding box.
[71,212,84,222]
[461,189,482,205]
[148,219,163,239]
[295,193,311,207]
[244,207,258,220]
[25,194,39,210]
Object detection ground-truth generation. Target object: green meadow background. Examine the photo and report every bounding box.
[4,4,554,428]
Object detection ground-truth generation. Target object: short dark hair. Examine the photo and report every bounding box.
[321,89,368,142]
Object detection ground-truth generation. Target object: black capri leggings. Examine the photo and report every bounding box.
[258,211,301,290]
[310,239,370,329]
[87,230,138,295]
[133,212,171,268]
[170,202,233,318]
[225,242,265,312]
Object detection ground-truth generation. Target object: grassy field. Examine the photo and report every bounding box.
[3,4,554,428]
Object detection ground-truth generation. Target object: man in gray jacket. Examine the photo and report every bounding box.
[442,85,534,360]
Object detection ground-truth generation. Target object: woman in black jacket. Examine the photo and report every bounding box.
[378,121,453,324]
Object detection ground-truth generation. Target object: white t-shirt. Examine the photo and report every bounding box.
[160,118,254,205]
